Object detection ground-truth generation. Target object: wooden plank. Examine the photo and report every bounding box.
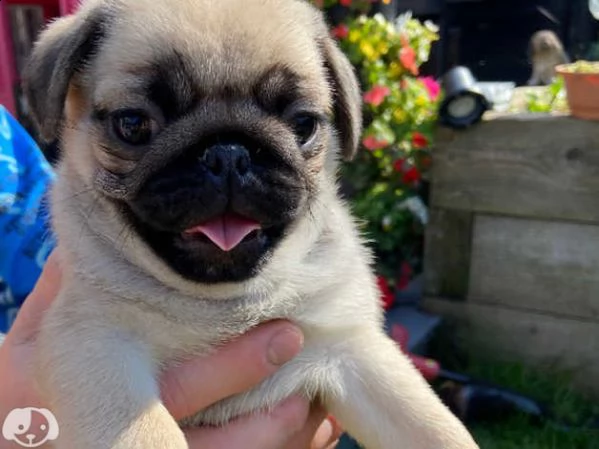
[468,215,599,320]
[431,115,599,223]
[423,209,473,300]
[422,298,599,397]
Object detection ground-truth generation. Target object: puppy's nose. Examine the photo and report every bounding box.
[203,144,250,177]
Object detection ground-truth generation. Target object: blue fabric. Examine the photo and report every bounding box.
[0,106,55,333]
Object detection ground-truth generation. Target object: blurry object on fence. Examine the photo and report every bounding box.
[439,66,489,129]
[527,30,569,87]
[476,82,515,112]
[556,60,599,120]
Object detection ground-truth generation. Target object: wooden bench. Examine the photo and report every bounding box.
[423,112,599,396]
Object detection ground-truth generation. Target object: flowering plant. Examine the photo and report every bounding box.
[312,2,441,290]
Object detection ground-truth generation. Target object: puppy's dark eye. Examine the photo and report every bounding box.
[292,114,318,147]
[112,110,155,146]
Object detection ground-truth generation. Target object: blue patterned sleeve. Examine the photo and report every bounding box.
[0,106,56,334]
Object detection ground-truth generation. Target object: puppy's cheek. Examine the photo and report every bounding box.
[306,151,326,176]
[93,148,138,175]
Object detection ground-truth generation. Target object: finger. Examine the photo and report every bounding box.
[185,395,310,449]
[161,321,304,420]
[318,415,343,449]
[285,405,327,449]
[8,252,62,344]
[310,415,343,449]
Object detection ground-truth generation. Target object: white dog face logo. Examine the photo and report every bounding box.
[2,408,59,448]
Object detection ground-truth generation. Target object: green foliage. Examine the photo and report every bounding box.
[428,329,599,449]
[525,77,567,113]
[320,7,441,284]
[465,362,599,449]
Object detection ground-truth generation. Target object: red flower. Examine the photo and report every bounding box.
[332,24,349,40]
[419,76,441,100]
[362,135,388,150]
[390,324,409,349]
[411,132,428,149]
[363,85,390,107]
[377,276,394,310]
[396,262,413,291]
[393,158,406,172]
[340,0,352,5]
[402,166,421,185]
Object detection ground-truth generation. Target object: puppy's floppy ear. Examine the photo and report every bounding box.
[23,9,108,143]
[320,36,363,161]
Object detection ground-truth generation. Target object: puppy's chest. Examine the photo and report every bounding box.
[151,291,310,358]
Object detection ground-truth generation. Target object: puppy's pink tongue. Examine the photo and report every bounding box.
[185,214,260,252]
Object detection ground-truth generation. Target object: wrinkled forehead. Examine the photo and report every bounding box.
[90,0,331,111]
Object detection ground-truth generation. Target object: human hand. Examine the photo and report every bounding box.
[0,253,341,449]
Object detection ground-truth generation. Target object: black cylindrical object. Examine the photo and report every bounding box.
[439,66,489,129]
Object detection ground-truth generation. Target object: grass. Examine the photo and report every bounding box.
[339,329,599,449]
[455,361,599,449]
[427,331,599,449]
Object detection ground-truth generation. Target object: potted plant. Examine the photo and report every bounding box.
[556,61,599,120]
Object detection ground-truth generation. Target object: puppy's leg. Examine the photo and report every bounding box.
[37,300,187,449]
[327,330,479,449]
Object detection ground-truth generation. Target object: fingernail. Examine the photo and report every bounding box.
[267,326,304,366]
[313,419,334,449]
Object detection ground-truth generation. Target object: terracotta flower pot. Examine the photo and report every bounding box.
[556,62,599,120]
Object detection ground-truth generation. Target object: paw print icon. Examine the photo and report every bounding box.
[2,408,59,448]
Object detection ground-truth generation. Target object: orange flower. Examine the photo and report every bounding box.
[399,46,418,75]
[363,85,391,107]
[411,132,428,149]
[362,135,388,150]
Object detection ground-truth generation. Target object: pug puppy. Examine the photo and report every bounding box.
[23,0,479,448]
[527,30,569,86]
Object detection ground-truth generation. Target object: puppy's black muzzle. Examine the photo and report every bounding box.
[203,143,250,180]
[121,134,307,283]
